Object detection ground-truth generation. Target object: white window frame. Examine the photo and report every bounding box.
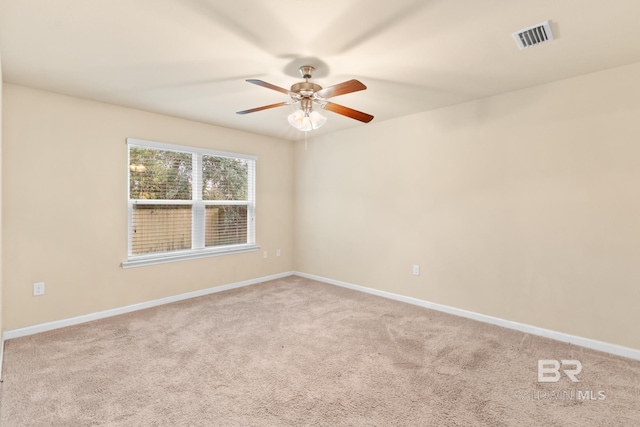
[122,138,258,268]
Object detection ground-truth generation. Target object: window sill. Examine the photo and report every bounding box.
[121,245,260,268]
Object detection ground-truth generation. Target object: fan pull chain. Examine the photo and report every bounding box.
[305,131,308,150]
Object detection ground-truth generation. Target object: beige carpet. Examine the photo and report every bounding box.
[0,276,639,426]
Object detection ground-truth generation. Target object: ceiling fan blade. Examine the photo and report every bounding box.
[246,79,290,95]
[236,102,290,115]
[323,102,374,123]
[316,79,367,99]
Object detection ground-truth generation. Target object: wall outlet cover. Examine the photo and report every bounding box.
[33,282,45,296]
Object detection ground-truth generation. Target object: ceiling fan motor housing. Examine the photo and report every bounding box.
[299,65,315,79]
[290,81,323,98]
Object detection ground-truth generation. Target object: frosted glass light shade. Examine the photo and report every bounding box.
[308,111,327,129]
[288,109,326,132]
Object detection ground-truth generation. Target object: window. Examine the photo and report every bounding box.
[123,138,257,268]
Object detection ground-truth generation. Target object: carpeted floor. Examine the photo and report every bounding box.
[0,275,639,426]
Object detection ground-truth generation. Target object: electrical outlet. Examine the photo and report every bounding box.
[33,282,45,296]
[412,265,420,276]
[276,249,281,257]
[263,251,268,259]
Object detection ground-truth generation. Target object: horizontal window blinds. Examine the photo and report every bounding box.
[127,139,256,259]
[205,205,248,247]
[131,204,192,255]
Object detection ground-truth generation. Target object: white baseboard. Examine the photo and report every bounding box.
[0,333,5,381]
[295,272,640,362]
[3,271,294,342]
[4,270,638,369]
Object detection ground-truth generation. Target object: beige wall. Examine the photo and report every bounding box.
[294,61,640,351]
[4,61,640,352]
[2,84,294,330]
[0,50,3,338]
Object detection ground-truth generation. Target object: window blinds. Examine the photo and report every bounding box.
[127,139,256,260]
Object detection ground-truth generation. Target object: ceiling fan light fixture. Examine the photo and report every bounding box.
[287,110,307,130]
[309,111,327,129]
[287,109,326,132]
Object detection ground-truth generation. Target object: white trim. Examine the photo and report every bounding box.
[5,270,636,375]
[130,200,252,206]
[192,152,204,250]
[126,138,258,161]
[247,160,256,246]
[0,332,5,381]
[294,272,640,362]
[122,244,259,268]
[130,199,193,205]
[3,272,294,341]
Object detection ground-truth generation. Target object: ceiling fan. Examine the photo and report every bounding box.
[236,66,374,131]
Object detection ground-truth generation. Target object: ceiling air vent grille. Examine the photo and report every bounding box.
[513,20,554,50]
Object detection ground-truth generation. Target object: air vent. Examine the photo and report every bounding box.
[513,20,554,50]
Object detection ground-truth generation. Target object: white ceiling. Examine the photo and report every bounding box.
[2,0,640,141]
